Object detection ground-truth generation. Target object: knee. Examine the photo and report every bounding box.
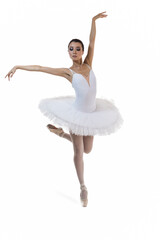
[84,148,92,154]
[74,150,83,159]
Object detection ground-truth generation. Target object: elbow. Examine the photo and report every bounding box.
[89,41,95,48]
[89,36,95,46]
[37,65,42,71]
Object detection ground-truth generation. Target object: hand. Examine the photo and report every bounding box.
[5,66,17,81]
[92,11,108,21]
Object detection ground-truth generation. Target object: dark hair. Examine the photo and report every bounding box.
[68,38,84,51]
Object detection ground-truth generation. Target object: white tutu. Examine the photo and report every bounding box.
[38,65,123,136]
[38,95,123,136]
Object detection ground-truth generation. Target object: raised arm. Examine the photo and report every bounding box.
[5,65,69,81]
[84,11,108,67]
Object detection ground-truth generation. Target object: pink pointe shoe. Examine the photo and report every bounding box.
[47,124,65,137]
[80,184,88,207]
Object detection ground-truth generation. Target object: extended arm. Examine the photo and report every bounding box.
[16,65,41,71]
[5,65,68,81]
[89,18,96,46]
[84,11,108,66]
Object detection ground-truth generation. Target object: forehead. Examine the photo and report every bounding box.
[69,42,82,47]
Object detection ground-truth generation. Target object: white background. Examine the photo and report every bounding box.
[0,0,160,239]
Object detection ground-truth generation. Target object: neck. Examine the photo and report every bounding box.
[72,59,83,69]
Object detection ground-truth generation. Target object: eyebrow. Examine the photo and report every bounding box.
[69,46,81,48]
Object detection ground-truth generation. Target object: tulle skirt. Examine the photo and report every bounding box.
[38,95,123,136]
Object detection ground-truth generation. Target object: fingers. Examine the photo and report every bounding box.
[93,11,108,21]
[5,74,9,80]
[97,11,108,19]
[5,72,11,81]
[5,67,16,80]
[9,73,12,81]
[100,11,108,17]
[99,11,107,15]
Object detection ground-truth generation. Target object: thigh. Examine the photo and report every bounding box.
[83,135,94,154]
[69,131,84,156]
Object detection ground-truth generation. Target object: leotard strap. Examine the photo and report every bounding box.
[84,63,91,69]
[68,68,74,75]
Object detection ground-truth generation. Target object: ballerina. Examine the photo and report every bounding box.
[5,11,123,207]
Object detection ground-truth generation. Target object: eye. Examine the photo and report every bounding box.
[77,48,80,51]
[69,47,73,51]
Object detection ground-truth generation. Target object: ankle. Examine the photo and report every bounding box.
[59,132,65,138]
[62,132,72,142]
[80,183,87,190]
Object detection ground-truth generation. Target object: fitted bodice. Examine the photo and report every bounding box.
[69,65,97,113]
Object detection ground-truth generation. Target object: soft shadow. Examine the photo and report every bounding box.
[55,189,79,205]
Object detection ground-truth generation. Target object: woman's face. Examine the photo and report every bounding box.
[68,42,84,61]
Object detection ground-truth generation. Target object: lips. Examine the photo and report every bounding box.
[73,55,77,57]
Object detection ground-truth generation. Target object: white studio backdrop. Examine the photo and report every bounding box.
[0,0,160,239]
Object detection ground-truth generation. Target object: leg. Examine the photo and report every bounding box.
[62,132,72,142]
[47,124,94,154]
[69,130,88,205]
[83,135,94,154]
[69,131,85,185]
